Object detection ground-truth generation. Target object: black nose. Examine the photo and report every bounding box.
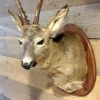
[21,61,37,70]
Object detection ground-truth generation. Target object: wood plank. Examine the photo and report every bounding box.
[0,75,63,100]
[0,94,10,100]
[90,39,100,75]
[0,0,100,17]
[0,3,100,38]
[0,37,21,59]
[0,75,100,100]
[0,56,100,100]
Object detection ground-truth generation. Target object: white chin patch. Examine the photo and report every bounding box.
[22,56,32,63]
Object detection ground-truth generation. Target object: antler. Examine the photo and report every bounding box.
[33,0,43,24]
[16,0,30,25]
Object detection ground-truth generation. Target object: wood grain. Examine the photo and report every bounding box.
[0,75,99,100]
[0,1,100,99]
[0,0,100,17]
[0,3,100,38]
[0,75,63,100]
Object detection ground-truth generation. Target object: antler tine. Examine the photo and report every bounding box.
[16,0,30,25]
[33,0,43,24]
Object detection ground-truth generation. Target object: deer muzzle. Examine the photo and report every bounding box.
[21,60,37,70]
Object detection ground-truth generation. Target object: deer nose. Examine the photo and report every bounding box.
[21,61,37,70]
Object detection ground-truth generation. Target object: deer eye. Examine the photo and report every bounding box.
[37,39,44,45]
[18,40,22,45]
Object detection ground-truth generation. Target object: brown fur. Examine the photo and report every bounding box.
[37,31,87,93]
[8,0,87,93]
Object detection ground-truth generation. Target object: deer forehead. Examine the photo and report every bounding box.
[23,25,42,33]
[20,27,41,39]
[34,37,43,43]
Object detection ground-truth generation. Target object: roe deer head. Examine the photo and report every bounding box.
[8,0,87,93]
[8,0,69,69]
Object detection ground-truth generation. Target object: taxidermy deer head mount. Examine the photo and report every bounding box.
[8,0,69,69]
[8,0,88,94]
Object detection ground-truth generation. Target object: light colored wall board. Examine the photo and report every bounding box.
[0,0,100,17]
[0,75,63,100]
[0,3,100,38]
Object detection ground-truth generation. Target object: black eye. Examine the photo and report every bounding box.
[37,39,44,45]
[18,40,22,45]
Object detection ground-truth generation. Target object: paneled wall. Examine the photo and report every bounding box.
[0,0,100,100]
[0,0,100,17]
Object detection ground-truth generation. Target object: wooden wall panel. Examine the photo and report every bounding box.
[0,1,100,100]
[0,75,63,100]
[0,3,100,38]
[0,0,100,17]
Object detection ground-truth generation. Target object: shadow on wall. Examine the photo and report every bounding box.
[0,94,10,100]
[0,75,43,100]
[29,68,72,99]
[29,68,53,100]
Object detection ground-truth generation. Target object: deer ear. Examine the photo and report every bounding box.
[48,4,69,33]
[8,10,23,32]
